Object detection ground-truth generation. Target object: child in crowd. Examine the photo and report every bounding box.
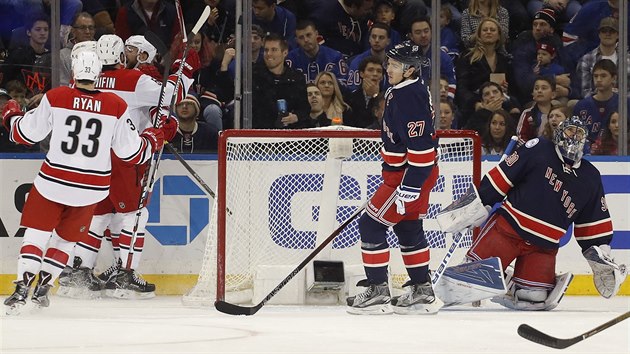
[534,40,570,99]
[374,0,401,47]
[517,76,555,141]
[440,6,460,59]
[438,100,456,130]
[5,80,28,110]
[542,104,568,140]
[591,111,628,155]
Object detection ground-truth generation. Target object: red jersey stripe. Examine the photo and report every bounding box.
[503,201,565,242]
[401,247,430,267]
[574,219,613,239]
[407,148,436,167]
[487,166,513,196]
[362,249,390,267]
[380,147,407,167]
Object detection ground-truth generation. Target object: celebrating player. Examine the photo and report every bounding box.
[2,51,165,314]
[59,34,198,299]
[436,116,626,310]
[346,42,442,315]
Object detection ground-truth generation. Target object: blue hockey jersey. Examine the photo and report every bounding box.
[479,137,613,251]
[380,77,436,190]
[286,45,348,85]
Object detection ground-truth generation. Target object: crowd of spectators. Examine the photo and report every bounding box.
[0,0,629,155]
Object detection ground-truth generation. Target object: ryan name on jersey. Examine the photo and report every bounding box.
[72,96,102,113]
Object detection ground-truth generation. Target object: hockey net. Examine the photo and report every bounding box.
[183,128,481,306]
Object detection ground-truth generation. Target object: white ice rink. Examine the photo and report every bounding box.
[1,295,628,354]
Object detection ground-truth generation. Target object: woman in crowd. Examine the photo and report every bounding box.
[315,71,352,125]
[460,0,509,48]
[456,18,512,125]
[481,109,516,155]
[592,111,628,155]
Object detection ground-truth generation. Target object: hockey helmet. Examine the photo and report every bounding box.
[71,41,97,62]
[72,51,102,82]
[96,34,125,65]
[125,35,157,64]
[553,115,587,163]
[386,41,423,75]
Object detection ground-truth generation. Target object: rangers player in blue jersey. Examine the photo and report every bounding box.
[437,116,626,310]
[346,41,442,315]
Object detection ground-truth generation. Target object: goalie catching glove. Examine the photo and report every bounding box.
[436,184,490,233]
[583,245,627,299]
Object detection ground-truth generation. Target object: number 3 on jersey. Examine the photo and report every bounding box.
[407,121,425,137]
[61,115,102,157]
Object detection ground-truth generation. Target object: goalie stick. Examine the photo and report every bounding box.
[518,311,630,349]
[215,202,368,316]
[124,6,211,270]
[432,135,519,286]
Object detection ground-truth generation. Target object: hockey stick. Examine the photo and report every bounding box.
[431,230,466,285]
[432,135,519,286]
[123,8,210,270]
[215,202,367,316]
[517,311,630,349]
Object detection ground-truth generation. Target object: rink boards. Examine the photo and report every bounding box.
[0,153,628,295]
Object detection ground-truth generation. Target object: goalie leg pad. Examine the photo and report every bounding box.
[434,257,507,306]
[491,272,573,311]
[583,245,627,299]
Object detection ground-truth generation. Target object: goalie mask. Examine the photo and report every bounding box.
[553,115,587,164]
[386,41,422,81]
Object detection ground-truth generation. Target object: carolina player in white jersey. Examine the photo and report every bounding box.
[2,51,165,314]
[58,34,199,299]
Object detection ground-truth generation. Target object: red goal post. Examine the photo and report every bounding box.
[183,128,481,306]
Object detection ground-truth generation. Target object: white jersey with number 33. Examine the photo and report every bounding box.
[7,86,153,207]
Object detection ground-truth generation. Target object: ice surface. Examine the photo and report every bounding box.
[1,296,628,353]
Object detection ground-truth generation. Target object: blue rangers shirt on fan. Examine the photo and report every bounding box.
[286,44,348,85]
[478,137,613,251]
[380,77,437,190]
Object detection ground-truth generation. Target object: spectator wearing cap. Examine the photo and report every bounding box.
[286,20,347,85]
[374,0,401,47]
[562,0,628,68]
[535,39,570,100]
[527,0,582,28]
[510,7,568,105]
[170,94,218,153]
[576,17,630,98]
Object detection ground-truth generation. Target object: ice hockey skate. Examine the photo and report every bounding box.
[4,276,33,316]
[31,283,52,309]
[97,259,121,285]
[391,280,443,314]
[57,257,102,299]
[346,280,393,315]
[104,269,156,299]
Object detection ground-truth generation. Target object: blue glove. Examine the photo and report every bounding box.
[395,185,421,215]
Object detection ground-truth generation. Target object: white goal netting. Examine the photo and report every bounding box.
[183,128,480,306]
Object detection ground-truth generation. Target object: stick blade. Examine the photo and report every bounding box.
[144,30,168,56]
[214,300,261,316]
[517,324,576,349]
[193,6,211,35]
